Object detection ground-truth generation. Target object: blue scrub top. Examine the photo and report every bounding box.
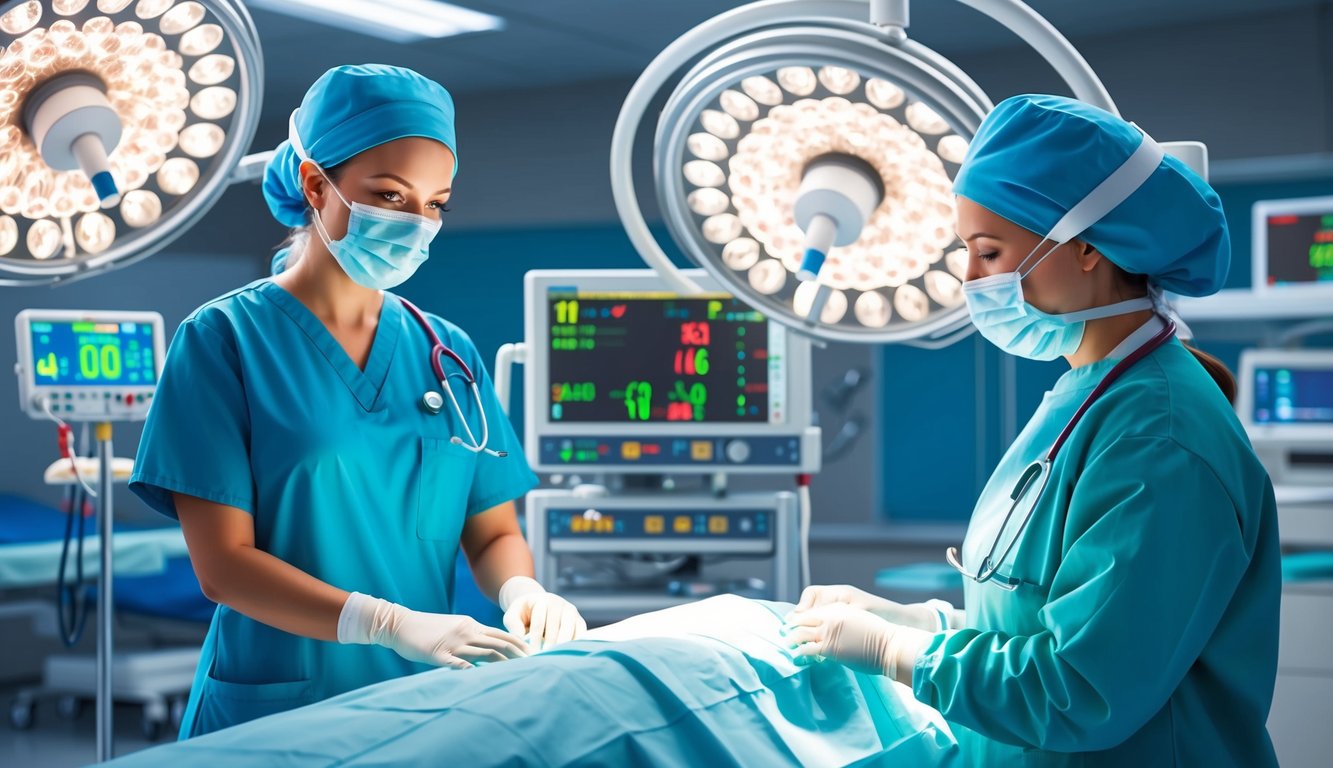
[131,279,537,737]
[913,338,1281,766]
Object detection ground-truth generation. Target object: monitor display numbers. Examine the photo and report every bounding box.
[1252,367,1333,424]
[1266,211,1333,287]
[28,321,157,387]
[547,292,774,424]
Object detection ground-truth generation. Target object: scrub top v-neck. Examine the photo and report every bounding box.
[130,279,537,738]
[262,278,402,409]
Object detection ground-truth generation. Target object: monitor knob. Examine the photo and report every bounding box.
[725,440,752,464]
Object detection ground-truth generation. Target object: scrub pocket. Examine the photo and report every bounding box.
[416,436,477,541]
[193,674,315,734]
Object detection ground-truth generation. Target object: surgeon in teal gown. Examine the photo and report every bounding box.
[132,65,586,739]
[786,95,1281,767]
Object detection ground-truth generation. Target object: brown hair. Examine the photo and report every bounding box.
[1114,266,1237,403]
[1182,343,1237,403]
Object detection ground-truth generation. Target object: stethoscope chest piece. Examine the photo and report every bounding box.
[422,391,445,415]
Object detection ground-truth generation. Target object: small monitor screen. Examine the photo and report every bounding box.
[1265,210,1333,287]
[1252,367,1333,424]
[28,320,157,387]
[546,290,778,424]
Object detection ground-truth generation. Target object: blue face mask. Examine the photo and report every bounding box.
[309,172,441,290]
[962,263,1153,361]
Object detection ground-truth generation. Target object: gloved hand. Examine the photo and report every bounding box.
[794,584,941,631]
[499,576,588,652]
[784,603,932,685]
[339,592,527,670]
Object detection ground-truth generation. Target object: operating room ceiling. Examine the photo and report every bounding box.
[250,0,1320,111]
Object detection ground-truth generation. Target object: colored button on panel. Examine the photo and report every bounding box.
[673,515,692,534]
[644,515,664,534]
[690,440,714,461]
[708,515,729,534]
[621,441,642,460]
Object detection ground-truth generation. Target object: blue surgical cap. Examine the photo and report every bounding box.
[953,94,1229,297]
[263,63,458,228]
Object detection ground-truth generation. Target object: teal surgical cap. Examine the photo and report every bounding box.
[953,94,1229,297]
[263,63,458,228]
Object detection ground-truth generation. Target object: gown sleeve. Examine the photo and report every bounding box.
[911,435,1252,751]
[130,317,254,519]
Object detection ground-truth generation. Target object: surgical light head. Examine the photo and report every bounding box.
[0,0,262,285]
[611,0,1145,345]
[666,61,970,337]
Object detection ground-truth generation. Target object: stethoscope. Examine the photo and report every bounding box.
[399,298,507,458]
[946,317,1177,590]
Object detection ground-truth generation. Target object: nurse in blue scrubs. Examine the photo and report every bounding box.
[131,64,585,738]
[786,96,1281,767]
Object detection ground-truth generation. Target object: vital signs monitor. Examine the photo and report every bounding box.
[14,309,165,422]
[1237,348,1333,488]
[1252,196,1333,292]
[525,270,819,473]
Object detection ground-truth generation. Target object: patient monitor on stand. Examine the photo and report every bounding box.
[497,270,820,624]
[11,310,190,752]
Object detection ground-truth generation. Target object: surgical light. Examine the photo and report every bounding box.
[0,0,262,285]
[611,0,1123,345]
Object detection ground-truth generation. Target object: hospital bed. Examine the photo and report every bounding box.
[0,493,191,590]
[0,493,209,737]
[105,595,958,767]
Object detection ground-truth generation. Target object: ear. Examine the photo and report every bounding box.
[298,161,327,210]
[1074,239,1104,274]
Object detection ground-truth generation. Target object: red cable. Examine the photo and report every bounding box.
[57,424,73,459]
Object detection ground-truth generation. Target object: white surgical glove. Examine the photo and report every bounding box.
[339,592,527,670]
[498,576,587,652]
[793,584,944,631]
[784,603,933,685]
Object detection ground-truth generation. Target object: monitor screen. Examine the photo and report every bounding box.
[545,290,779,424]
[1251,366,1333,424]
[1264,209,1333,287]
[27,319,158,387]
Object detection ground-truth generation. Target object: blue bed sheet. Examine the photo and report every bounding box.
[1,493,214,620]
[111,557,216,624]
[0,492,91,543]
[106,596,958,767]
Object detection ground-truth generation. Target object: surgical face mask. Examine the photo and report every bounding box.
[309,170,441,291]
[963,241,1153,361]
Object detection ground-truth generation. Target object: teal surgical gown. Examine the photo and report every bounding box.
[130,279,537,738]
[913,337,1281,767]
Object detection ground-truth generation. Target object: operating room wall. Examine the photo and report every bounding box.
[940,4,1333,161]
[1,3,1329,578]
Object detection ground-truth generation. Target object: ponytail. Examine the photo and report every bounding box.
[1184,343,1237,404]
